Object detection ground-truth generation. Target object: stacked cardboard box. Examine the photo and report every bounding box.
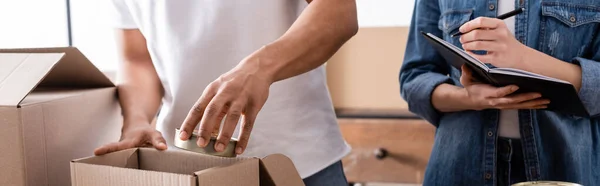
[0,47,123,186]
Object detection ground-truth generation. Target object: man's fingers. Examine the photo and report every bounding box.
[488,85,519,98]
[460,29,497,44]
[460,65,474,86]
[151,131,168,151]
[215,101,245,152]
[236,106,259,155]
[459,17,502,33]
[488,92,540,107]
[505,92,542,103]
[196,97,228,147]
[94,140,135,156]
[496,98,550,109]
[179,87,217,140]
[462,41,504,52]
[465,51,494,63]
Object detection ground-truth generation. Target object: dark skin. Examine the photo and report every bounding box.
[95,0,358,155]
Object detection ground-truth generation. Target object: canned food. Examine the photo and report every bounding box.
[512,181,582,186]
[173,128,238,157]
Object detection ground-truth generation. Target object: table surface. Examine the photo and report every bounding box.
[335,108,419,119]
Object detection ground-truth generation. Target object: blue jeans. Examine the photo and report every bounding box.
[497,137,527,186]
[303,161,348,186]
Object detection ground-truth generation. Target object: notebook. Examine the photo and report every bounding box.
[421,31,589,117]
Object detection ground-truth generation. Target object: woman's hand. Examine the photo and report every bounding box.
[458,17,526,68]
[460,65,549,110]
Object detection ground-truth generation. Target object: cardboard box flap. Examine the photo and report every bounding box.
[0,47,114,107]
[0,47,114,88]
[0,53,65,106]
[137,148,249,175]
[194,158,260,186]
[72,148,139,169]
[260,154,305,186]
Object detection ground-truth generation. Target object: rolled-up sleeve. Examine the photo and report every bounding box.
[109,0,138,29]
[399,0,453,126]
[573,57,600,117]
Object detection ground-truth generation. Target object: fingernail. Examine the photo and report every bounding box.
[215,143,225,152]
[158,142,167,149]
[236,147,243,154]
[179,130,188,140]
[197,138,206,147]
[511,86,519,91]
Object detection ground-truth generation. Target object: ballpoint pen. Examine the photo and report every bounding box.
[451,7,525,37]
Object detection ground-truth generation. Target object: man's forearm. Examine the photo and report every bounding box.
[117,61,164,129]
[520,47,582,91]
[241,0,358,83]
[115,29,164,129]
[431,84,473,112]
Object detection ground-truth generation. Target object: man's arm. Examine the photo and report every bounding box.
[94,29,166,155]
[115,29,163,127]
[179,0,358,155]
[245,0,358,82]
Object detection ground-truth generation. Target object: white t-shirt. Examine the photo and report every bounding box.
[497,0,520,138]
[109,0,351,178]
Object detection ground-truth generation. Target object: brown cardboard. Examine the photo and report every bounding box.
[71,148,305,186]
[326,27,410,111]
[0,47,122,186]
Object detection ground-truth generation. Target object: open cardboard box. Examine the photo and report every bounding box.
[71,148,305,186]
[0,47,122,185]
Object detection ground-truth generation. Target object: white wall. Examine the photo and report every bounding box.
[357,0,415,27]
[0,0,69,48]
[0,1,415,71]
[71,0,118,71]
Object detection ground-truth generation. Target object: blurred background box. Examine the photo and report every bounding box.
[327,27,434,185]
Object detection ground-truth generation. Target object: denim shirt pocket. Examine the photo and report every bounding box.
[540,2,600,62]
[438,9,474,42]
[438,9,473,80]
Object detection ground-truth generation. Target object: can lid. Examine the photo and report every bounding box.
[174,128,238,157]
[512,181,582,186]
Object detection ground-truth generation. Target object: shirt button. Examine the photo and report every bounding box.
[489,4,496,10]
[570,15,576,22]
[485,173,492,179]
[519,0,524,6]
[487,131,493,137]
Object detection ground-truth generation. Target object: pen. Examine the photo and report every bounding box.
[451,7,524,37]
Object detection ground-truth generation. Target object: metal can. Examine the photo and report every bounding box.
[512,181,583,186]
[173,128,238,157]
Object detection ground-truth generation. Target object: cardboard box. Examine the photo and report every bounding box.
[70,148,305,186]
[326,27,410,111]
[0,47,122,186]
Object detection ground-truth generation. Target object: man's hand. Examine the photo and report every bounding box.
[460,65,549,110]
[94,122,167,155]
[178,0,356,156]
[458,16,582,91]
[179,61,270,155]
[459,17,526,68]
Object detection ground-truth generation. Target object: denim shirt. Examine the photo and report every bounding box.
[399,0,600,185]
